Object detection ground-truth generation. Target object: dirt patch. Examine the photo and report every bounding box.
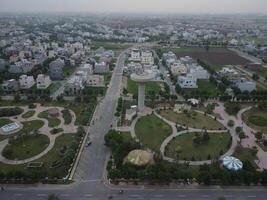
[176,50,250,65]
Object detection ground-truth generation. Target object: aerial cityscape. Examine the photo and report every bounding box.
[1,0,267,200]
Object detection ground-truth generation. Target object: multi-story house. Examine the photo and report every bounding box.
[49,58,64,80]
[19,75,35,89]
[177,74,198,89]
[36,74,51,89]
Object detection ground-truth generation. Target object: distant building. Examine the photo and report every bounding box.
[170,62,187,76]
[177,74,198,89]
[49,58,64,80]
[80,63,94,75]
[36,74,51,89]
[86,75,105,86]
[189,66,210,80]
[234,78,256,92]
[0,59,6,72]
[2,79,19,93]
[141,51,154,65]
[64,77,84,96]
[9,59,34,74]
[19,75,35,89]
[130,49,141,62]
[94,62,109,74]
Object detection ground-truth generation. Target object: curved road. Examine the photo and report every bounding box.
[1,51,267,200]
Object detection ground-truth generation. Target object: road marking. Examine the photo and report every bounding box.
[60,194,70,197]
[224,195,233,198]
[37,194,47,196]
[128,194,142,198]
[84,194,93,197]
[177,194,186,198]
[247,195,257,198]
[201,194,210,198]
[153,194,163,198]
[14,194,23,196]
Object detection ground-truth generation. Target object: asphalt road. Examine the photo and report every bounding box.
[1,51,267,200]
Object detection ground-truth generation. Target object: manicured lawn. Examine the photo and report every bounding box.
[233,146,258,168]
[127,78,161,96]
[165,132,231,161]
[158,109,224,130]
[22,110,35,119]
[21,120,44,133]
[0,133,77,178]
[135,114,172,152]
[242,108,267,133]
[61,109,72,125]
[2,134,50,160]
[38,110,61,128]
[0,118,13,127]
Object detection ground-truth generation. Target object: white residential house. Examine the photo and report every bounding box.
[80,63,94,75]
[36,74,51,89]
[141,51,154,65]
[124,62,143,75]
[234,78,256,92]
[130,49,141,61]
[19,75,35,89]
[9,59,34,74]
[170,62,187,76]
[64,76,84,96]
[94,62,109,74]
[177,74,198,89]
[86,75,105,86]
[189,66,210,80]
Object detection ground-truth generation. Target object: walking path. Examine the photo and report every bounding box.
[0,104,78,165]
[213,102,267,170]
[127,106,233,165]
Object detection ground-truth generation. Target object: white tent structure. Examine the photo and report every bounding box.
[222,156,243,171]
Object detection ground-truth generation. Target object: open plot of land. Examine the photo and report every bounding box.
[127,78,161,96]
[135,114,172,152]
[182,80,219,97]
[242,108,267,133]
[2,134,50,160]
[174,48,250,66]
[165,132,231,161]
[158,109,224,130]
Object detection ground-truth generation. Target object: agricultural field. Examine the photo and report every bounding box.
[175,47,250,66]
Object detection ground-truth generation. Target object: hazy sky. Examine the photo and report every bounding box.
[1,0,267,14]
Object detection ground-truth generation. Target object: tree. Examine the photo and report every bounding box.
[227,120,235,127]
[252,74,260,81]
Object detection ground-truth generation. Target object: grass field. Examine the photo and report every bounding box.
[165,132,231,161]
[22,110,35,119]
[183,80,219,97]
[0,118,13,127]
[38,110,61,128]
[21,120,44,133]
[0,133,76,178]
[135,114,172,152]
[61,109,72,125]
[257,68,267,79]
[91,41,130,51]
[2,134,49,160]
[158,109,224,130]
[242,108,267,133]
[127,78,161,96]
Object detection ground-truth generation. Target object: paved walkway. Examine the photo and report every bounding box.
[127,107,232,165]
[0,104,78,165]
[213,102,267,170]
